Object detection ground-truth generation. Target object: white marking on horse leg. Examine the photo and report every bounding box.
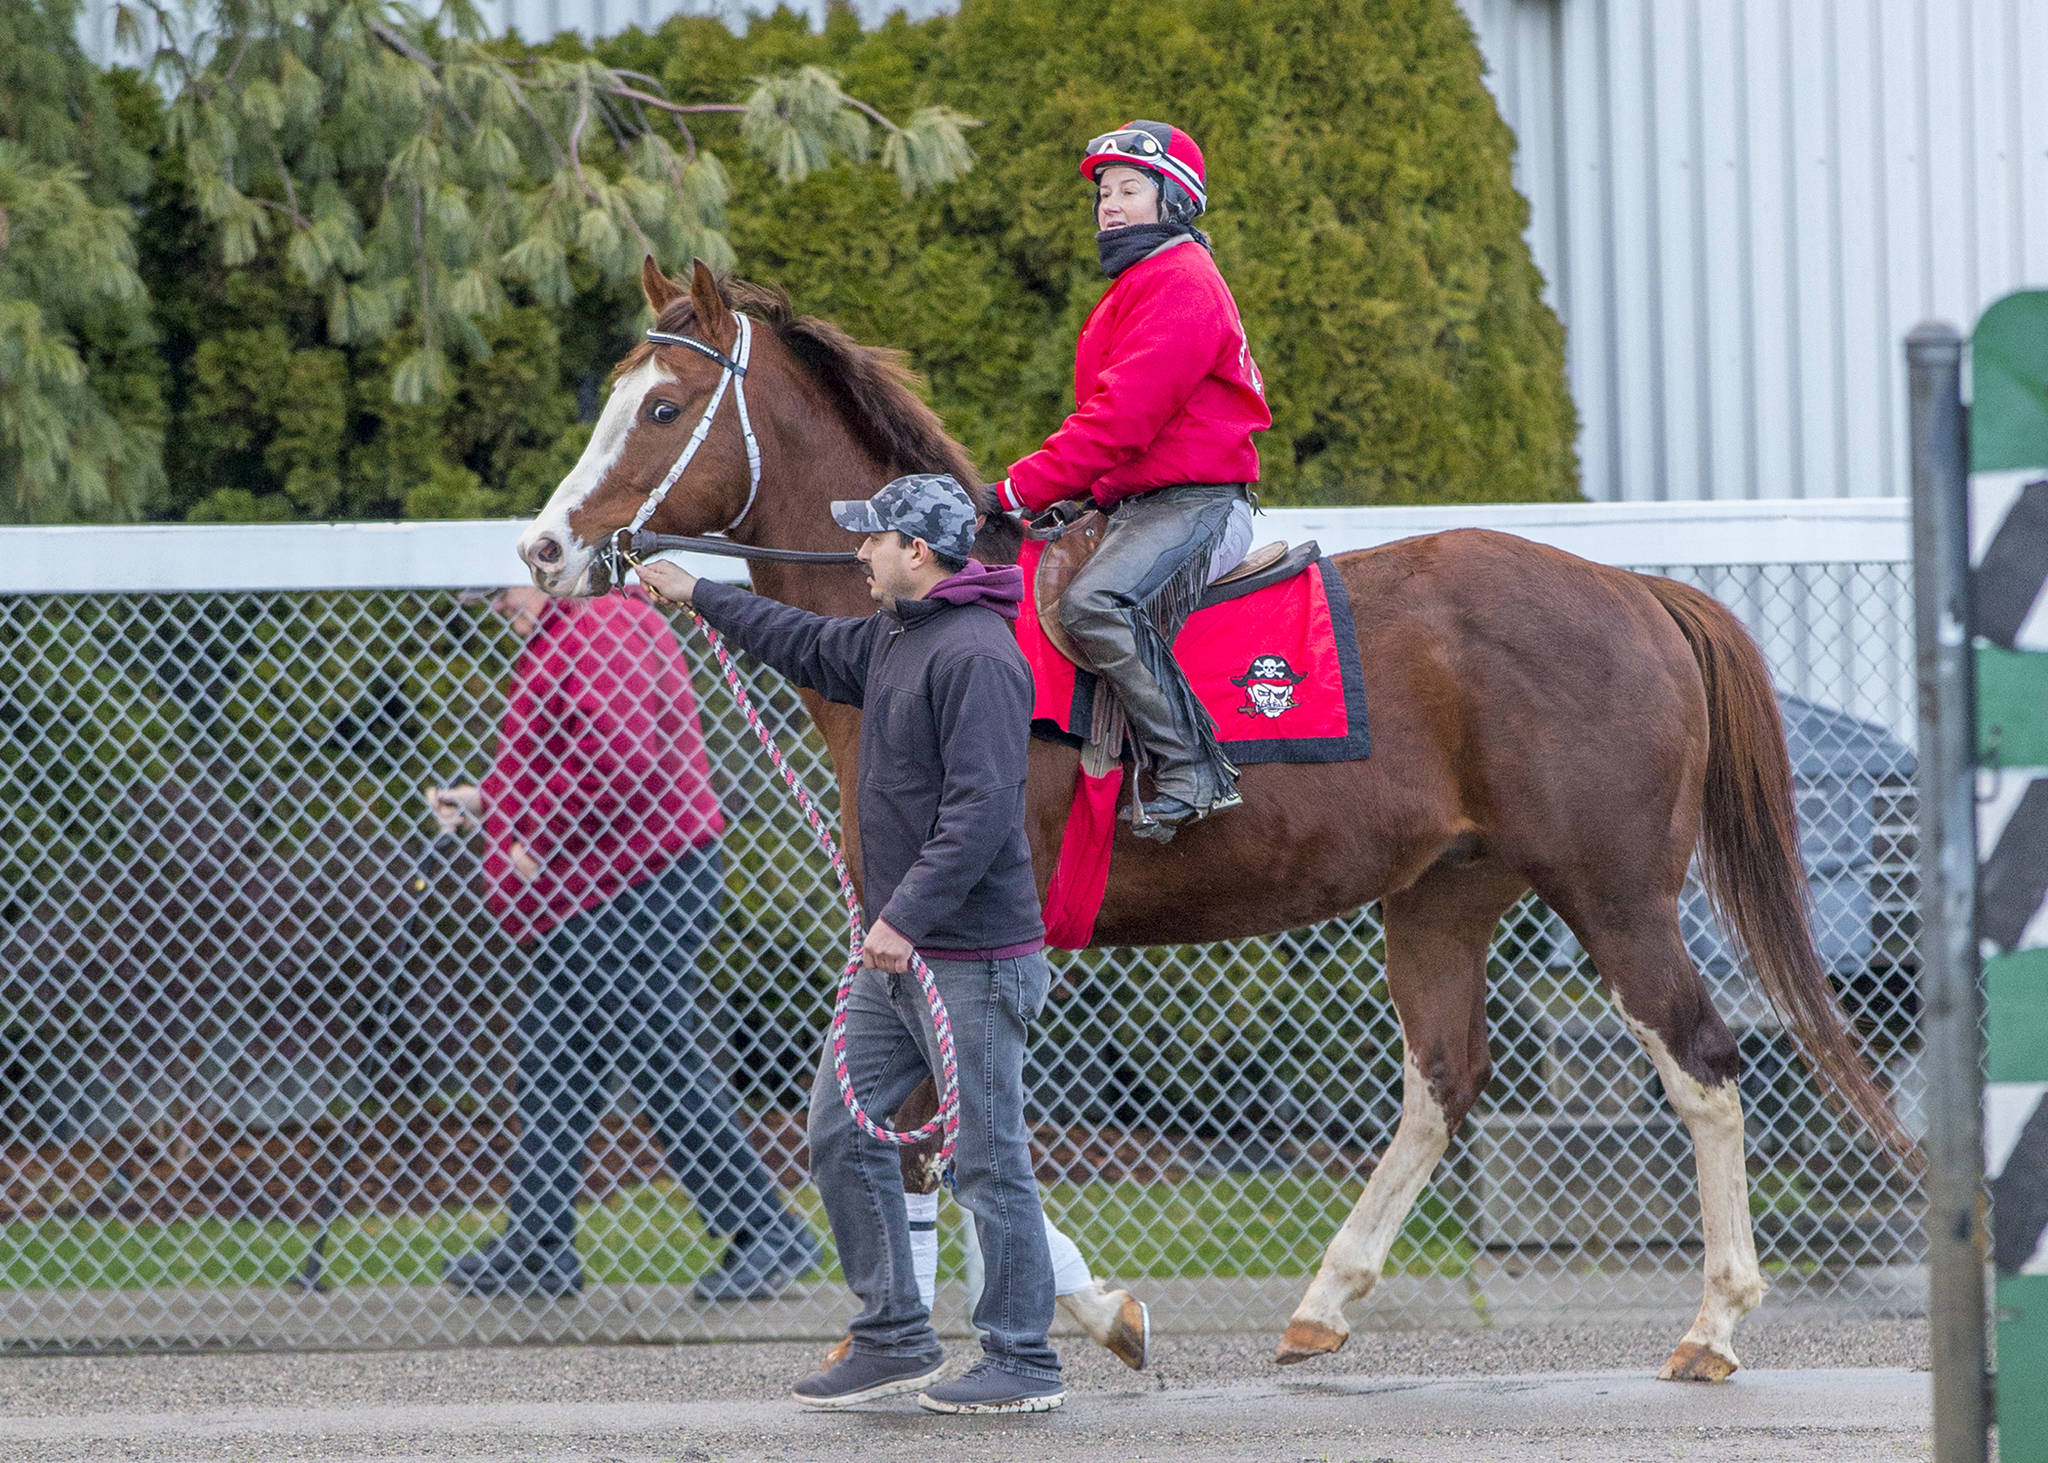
[1057,1279,1119,1340]
[1284,1055,1448,1351]
[1043,1214,1094,1295]
[1058,1280,1151,1370]
[518,359,667,590]
[1621,1014,1766,1379]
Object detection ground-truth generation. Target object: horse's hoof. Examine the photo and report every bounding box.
[822,1334,851,1369]
[1658,1339,1738,1382]
[1102,1292,1150,1371]
[1274,1318,1347,1365]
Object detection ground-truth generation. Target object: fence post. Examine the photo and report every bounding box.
[1907,320,1989,1463]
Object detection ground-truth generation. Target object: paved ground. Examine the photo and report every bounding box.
[0,1312,1930,1461]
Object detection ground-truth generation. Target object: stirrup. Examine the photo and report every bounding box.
[1129,784,1241,844]
[1130,794,1199,844]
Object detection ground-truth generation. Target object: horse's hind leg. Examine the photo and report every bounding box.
[1574,914,1766,1381]
[1277,861,1524,1364]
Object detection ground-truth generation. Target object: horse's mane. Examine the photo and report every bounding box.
[622,274,1022,562]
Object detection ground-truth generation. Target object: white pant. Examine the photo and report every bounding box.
[905,1190,1092,1307]
[1207,496,1254,582]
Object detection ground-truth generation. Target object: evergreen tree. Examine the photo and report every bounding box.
[618,0,1578,506]
[118,0,970,405]
[0,0,165,521]
[107,0,1576,521]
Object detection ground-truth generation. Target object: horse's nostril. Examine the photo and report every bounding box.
[533,536,563,566]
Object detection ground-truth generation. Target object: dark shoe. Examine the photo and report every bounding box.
[692,1217,825,1302]
[918,1359,1065,1415]
[442,1235,584,1299]
[1131,792,1200,844]
[1132,780,1242,843]
[791,1349,947,1410]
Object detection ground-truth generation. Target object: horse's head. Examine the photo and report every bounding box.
[518,258,761,596]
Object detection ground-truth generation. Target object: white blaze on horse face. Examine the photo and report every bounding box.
[1618,1011,1766,1377]
[517,358,670,595]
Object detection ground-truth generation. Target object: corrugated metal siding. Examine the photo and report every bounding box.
[1464,0,2048,500]
[78,0,2047,502]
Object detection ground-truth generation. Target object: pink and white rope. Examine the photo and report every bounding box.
[689,611,962,1165]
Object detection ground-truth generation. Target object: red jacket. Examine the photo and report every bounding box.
[1001,239,1270,513]
[480,592,725,943]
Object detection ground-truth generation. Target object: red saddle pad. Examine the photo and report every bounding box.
[1015,538,1371,948]
[1016,539,1369,763]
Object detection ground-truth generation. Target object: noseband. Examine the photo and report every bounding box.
[590,312,858,590]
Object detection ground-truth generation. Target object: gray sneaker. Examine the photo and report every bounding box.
[692,1218,824,1302]
[918,1359,1065,1415]
[791,1349,947,1410]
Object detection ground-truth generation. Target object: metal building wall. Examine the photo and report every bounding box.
[1463,0,2048,501]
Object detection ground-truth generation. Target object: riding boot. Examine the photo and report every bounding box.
[1054,483,1247,840]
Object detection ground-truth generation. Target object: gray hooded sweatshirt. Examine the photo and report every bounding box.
[690,561,1044,957]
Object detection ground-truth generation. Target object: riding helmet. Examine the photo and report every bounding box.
[1080,120,1207,225]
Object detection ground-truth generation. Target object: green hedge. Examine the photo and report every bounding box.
[105,0,1573,524]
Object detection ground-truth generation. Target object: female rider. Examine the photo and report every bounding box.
[994,121,1270,842]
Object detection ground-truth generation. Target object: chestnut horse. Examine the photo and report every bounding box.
[518,259,1915,1381]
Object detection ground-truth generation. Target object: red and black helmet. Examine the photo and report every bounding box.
[1080,120,1207,223]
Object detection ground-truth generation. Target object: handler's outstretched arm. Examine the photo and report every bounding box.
[687,579,880,707]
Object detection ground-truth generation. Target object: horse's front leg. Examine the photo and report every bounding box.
[1279,865,1517,1362]
[1278,1054,1451,1361]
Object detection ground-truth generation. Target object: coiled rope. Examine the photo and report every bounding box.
[688,609,962,1165]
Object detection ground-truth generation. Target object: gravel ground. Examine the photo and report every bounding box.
[0,1313,1928,1416]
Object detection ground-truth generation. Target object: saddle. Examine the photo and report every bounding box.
[1030,506,1321,668]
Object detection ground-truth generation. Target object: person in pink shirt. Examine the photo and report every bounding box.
[429,585,818,1301]
[993,120,1272,841]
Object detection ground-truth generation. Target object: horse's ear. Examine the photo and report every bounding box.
[688,257,732,349]
[641,255,681,316]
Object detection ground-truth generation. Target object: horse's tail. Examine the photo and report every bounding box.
[1640,574,1923,1174]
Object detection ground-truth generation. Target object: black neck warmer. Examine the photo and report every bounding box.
[1096,222,1210,279]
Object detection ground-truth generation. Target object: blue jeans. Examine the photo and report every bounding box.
[505,846,788,1246]
[806,952,1061,1383]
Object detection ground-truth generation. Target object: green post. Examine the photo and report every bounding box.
[1970,290,2048,1463]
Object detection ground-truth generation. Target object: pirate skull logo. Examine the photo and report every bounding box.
[1232,653,1307,719]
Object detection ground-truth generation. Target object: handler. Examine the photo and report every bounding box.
[993,120,1270,842]
[637,473,1064,1416]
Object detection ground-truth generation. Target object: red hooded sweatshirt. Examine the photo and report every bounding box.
[480,591,724,943]
[999,238,1270,514]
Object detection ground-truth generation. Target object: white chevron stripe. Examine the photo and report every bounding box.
[1971,470,2048,652]
[1970,471,2037,562]
[1987,1083,2048,1180]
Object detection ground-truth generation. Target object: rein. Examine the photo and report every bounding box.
[623,530,858,566]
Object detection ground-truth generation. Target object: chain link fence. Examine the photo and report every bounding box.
[0,544,1922,1352]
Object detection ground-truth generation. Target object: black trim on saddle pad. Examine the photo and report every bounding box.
[1031,556,1372,767]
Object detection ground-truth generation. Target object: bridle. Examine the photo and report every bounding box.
[591,311,859,590]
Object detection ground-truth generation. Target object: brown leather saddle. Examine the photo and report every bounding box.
[1031,506,1321,668]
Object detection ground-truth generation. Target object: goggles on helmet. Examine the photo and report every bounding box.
[1085,128,1167,166]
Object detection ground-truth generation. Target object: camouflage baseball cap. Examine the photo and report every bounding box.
[831,473,979,562]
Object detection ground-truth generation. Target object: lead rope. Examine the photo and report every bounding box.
[685,604,962,1165]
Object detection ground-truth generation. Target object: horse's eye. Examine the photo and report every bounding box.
[649,401,680,425]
